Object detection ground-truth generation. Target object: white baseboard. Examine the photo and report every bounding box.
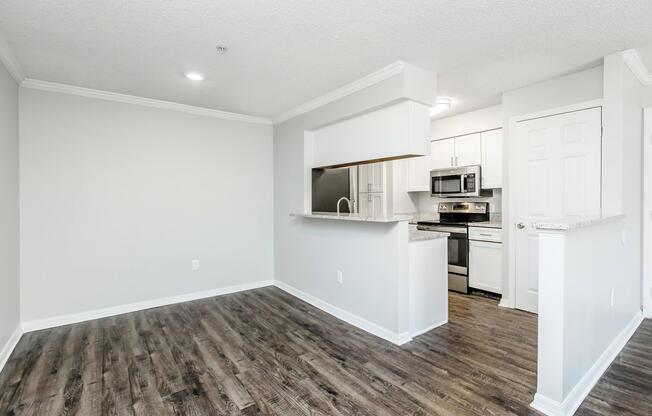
[410,319,448,338]
[498,297,512,308]
[0,325,23,374]
[21,280,274,333]
[530,311,644,416]
[273,280,409,345]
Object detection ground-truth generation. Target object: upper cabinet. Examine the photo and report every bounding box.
[358,162,386,193]
[428,129,503,189]
[429,133,481,169]
[430,138,456,170]
[454,133,482,167]
[480,129,503,189]
[312,101,431,169]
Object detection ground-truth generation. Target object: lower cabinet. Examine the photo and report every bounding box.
[469,239,502,294]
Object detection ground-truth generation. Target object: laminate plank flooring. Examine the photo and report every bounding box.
[0,287,649,415]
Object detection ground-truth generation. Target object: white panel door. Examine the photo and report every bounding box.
[430,139,455,170]
[481,129,503,189]
[514,106,602,313]
[454,133,482,167]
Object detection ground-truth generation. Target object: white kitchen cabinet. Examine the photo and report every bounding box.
[312,101,431,168]
[358,192,387,218]
[469,239,503,294]
[430,138,455,170]
[454,133,482,167]
[481,129,503,189]
[407,156,430,192]
[358,162,386,193]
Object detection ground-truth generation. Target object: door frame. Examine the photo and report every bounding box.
[504,99,604,309]
[644,107,652,318]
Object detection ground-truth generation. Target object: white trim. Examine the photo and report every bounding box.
[273,280,410,345]
[506,99,604,311]
[530,311,644,416]
[273,61,406,124]
[644,107,652,319]
[20,79,273,125]
[622,49,652,86]
[0,33,24,83]
[0,325,23,374]
[21,280,273,332]
[410,319,448,338]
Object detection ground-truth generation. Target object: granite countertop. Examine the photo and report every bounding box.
[406,212,439,224]
[292,212,412,223]
[468,221,502,229]
[532,214,625,231]
[409,226,449,242]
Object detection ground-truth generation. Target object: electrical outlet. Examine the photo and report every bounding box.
[192,259,200,271]
[337,270,343,284]
[610,289,615,307]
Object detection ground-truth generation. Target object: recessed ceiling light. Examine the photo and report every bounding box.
[184,72,205,81]
[430,97,452,117]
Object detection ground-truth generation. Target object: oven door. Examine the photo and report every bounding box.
[418,224,469,293]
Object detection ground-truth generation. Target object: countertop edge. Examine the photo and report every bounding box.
[290,213,412,223]
[533,214,625,232]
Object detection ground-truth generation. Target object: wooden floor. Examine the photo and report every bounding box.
[0,287,649,415]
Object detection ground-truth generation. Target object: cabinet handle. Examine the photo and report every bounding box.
[455,156,458,166]
[367,183,372,192]
[450,156,454,166]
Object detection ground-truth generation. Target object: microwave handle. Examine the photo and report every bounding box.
[460,174,466,192]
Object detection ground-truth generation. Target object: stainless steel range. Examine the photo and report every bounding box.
[417,202,489,293]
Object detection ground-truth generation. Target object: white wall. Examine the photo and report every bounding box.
[502,65,604,306]
[19,88,274,322]
[0,60,20,362]
[431,104,502,141]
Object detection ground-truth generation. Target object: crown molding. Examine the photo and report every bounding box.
[622,49,652,86]
[21,79,273,125]
[0,33,25,83]
[273,60,406,124]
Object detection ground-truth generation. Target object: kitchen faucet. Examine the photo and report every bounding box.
[337,197,352,216]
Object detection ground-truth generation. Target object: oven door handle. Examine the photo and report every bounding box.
[460,174,466,193]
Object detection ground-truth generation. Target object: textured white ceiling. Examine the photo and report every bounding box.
[1,0,652,119]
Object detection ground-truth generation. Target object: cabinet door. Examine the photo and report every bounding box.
[369,162,385,193]
[358,192,386,218]
[469,240,503,294]
[407,156,430,192]
[392,159,417,213]
[481,129,503,189]
[430,138,455,170]
[454,133,482,167]
[358,162,385,193]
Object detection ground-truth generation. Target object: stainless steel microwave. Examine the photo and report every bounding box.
[431,165,482,197]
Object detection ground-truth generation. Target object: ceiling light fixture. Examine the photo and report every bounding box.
[184,72,205,81]
[430,97,452,117]
[215,44,228,54]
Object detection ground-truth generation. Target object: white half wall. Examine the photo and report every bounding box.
[274,70,428,340]
[19,87,274,322]
[0,57,21,371]
[533,218,643,416]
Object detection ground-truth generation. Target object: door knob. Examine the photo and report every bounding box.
[516,222,525,229]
